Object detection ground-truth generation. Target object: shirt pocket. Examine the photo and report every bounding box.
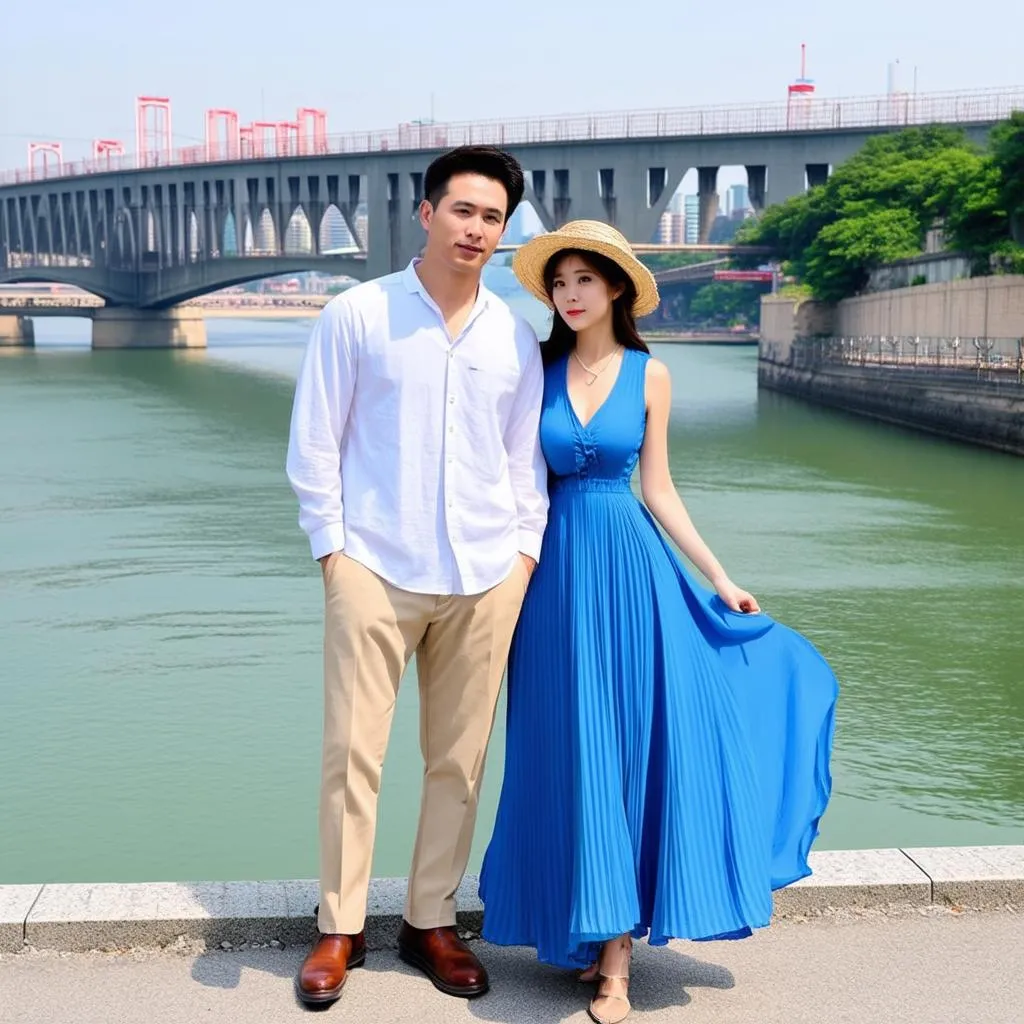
[465,362,519,406]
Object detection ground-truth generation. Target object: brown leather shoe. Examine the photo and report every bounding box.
[397,921,489,998]
[294,931,366,1006]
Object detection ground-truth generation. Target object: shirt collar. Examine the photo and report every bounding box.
[402,258,493,315]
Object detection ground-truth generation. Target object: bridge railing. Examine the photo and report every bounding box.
[0,294,103,309]
[4,87,1023,186]
[791,334,1024,384]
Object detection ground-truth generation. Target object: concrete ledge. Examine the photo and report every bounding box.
[25,881,317,953]
[0,885,42,952]
[3,846,1020,953]
[773,848,931,914]
[904,845,1024,908]
[18,876,483,954]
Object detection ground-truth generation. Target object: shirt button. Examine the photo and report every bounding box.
[448,425,454,434]
[448,396,455,404]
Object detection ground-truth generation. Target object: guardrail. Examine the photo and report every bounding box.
[0,295,103,309]
[790,334,1024,383]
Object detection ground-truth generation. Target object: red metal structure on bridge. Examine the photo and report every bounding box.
[135,96,172,167]
[26,142,63,178]
[206,109,240,161]
[787,44,816,130]
[297,108,328,155]
[91,139,125,166]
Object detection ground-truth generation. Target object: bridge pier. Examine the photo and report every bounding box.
[697,167,720,244]
[92,307,207,350]
[766,160,809,206]
[745,165,767,214]
[0,315,34,347]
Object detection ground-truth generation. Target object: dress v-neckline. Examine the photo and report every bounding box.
[564,349,628,432]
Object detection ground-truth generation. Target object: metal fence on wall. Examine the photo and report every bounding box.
[789,335,1024,384]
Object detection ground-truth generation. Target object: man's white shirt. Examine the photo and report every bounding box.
[286,260,549,596]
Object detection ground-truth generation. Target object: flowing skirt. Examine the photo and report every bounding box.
[479,487,838,969]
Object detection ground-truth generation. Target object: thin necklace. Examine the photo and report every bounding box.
[572,346,621,386]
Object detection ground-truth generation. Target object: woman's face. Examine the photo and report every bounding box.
[549,254,623,333]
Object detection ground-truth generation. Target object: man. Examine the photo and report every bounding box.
[286,145,548,1007]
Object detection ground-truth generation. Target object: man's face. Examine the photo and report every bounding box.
[420,172,508,274]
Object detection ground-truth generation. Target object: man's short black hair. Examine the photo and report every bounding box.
[423,146,525,222]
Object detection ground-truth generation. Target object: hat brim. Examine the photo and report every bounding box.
[511,230,660,318]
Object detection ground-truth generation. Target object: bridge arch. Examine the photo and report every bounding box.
[187,210,200,262]
[0,267,135,304]
[111,207,137,269]
[254,208,279,256]
[35,213,53,261]
[284,205,314,255]
[142,205,161,264]
[221,211,238,257]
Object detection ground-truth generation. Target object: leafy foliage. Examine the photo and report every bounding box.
[738,120,1024,300]
[689,282,763,325]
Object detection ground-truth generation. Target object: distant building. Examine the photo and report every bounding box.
[658,212,673,244]
[658,210,686,245]
[683,195,699,244]
[727,184,749,218]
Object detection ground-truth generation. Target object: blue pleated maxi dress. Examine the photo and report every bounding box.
[478,347,839,970]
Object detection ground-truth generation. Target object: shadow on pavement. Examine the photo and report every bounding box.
[187,939,734,1019]
[465,942,734,1022]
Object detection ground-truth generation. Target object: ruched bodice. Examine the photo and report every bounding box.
[540,347,647,488]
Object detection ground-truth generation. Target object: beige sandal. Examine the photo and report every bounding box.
[587,935,632,1024]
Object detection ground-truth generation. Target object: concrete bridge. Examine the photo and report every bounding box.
[2,87,1020,347]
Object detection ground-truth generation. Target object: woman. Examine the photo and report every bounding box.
[479,221,839,1024]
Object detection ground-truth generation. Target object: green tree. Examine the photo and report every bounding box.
[689,281,763,325]
[803,208,921,302]
[990,111,1024,242]
[739,126,992,300]
[944,114,1024,271]
[945,160,1007,272]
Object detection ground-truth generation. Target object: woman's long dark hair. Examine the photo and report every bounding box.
[540,248,650,367]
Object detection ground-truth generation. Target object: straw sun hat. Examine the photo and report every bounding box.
[511,220,660,318]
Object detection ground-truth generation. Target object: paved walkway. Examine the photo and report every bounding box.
[1,908,1019,1023]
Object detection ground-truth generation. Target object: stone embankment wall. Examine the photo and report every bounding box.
[758,278,1024,456]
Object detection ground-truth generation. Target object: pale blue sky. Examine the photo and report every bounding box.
[1,0,1020,173]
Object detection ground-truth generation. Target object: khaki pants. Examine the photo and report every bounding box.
[317,553,528,935]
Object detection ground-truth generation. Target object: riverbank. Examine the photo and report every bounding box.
[758,355,1024,456]
[2,845,1020,953]
[758,282,1024,455]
